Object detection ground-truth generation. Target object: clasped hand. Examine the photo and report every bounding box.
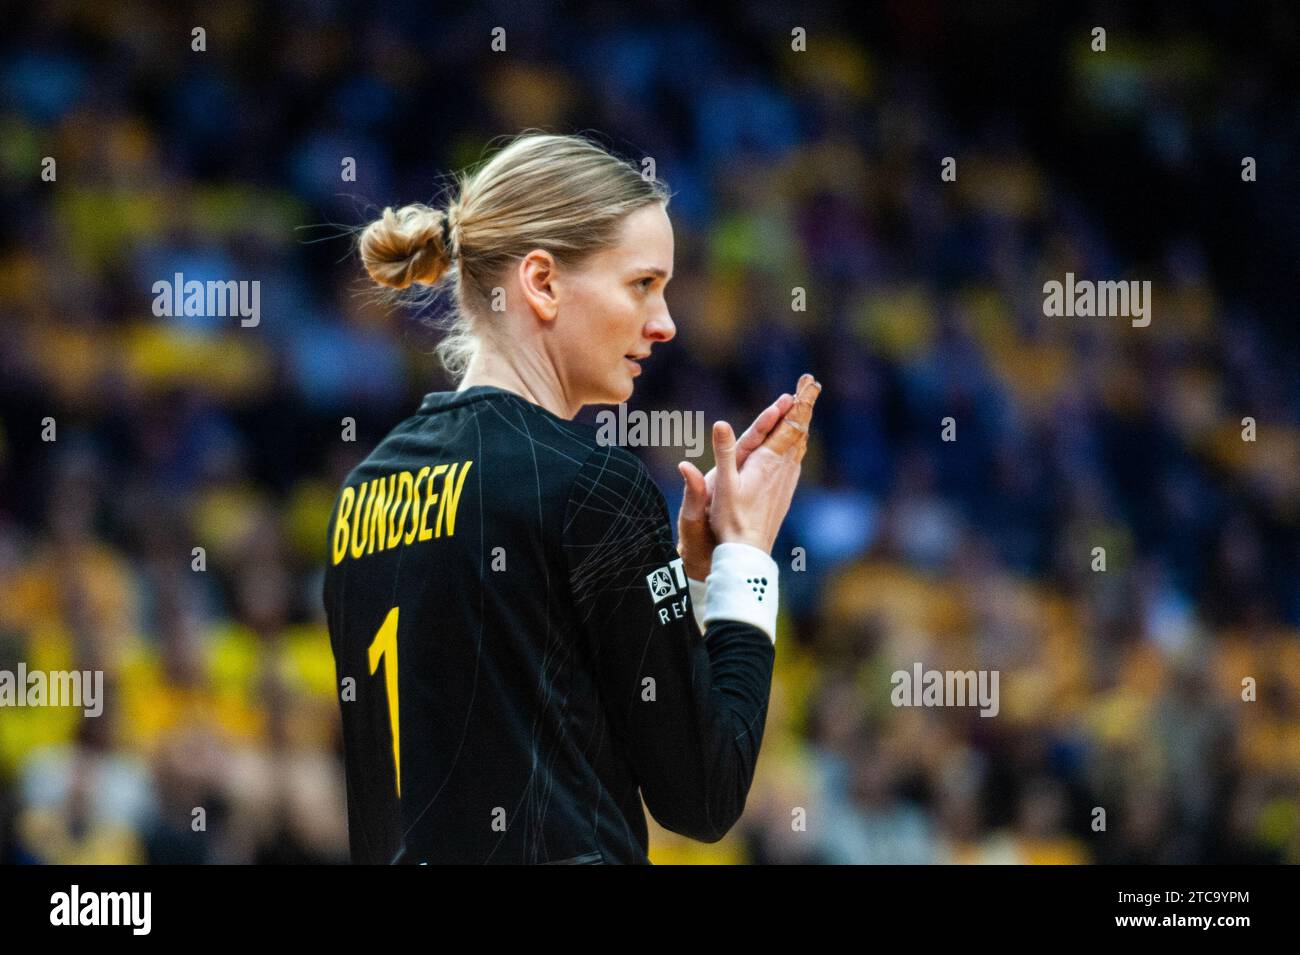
[677,373,822,580]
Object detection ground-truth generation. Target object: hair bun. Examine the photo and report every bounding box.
[359,203,453,290]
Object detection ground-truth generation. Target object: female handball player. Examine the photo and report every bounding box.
[324,132,820,863]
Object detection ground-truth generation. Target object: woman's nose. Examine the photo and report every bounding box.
[646,310,676,343]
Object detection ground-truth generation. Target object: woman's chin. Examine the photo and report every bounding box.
[584,372,635,408]
[608,375,635,404]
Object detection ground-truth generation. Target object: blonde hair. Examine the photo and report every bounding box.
[358,132,670,380]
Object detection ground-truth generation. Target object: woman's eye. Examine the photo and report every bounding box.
[637,277,655,291]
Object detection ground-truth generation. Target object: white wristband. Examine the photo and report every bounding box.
[688,577,709,633]
[702,542,779,644]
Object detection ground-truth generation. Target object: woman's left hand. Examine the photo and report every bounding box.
[676,391,796,580]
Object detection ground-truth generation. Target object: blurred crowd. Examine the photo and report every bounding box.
[2,1,1299,864]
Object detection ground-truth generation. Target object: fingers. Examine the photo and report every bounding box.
[763,374,822,457]
[767,392,795,424]
[711,378,817,494]
[712,420,738,496]
[735,392,793,469]
[677,460,707,520]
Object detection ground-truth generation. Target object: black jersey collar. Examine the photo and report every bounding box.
[418,385,518,414]
[417,385,579,422]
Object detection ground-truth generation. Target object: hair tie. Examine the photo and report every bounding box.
[440,214,453,254]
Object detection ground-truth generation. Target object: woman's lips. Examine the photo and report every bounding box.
[624,356,642,375]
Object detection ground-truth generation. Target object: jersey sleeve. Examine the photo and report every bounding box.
[561,443,779,843]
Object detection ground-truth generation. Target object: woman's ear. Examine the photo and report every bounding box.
[518,249,559,322]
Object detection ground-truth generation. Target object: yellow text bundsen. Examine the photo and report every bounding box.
[331,460,473,565]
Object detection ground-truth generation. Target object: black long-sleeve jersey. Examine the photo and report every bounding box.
[322,385,778,864]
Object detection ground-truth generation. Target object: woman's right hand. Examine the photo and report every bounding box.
[708,374,821,554]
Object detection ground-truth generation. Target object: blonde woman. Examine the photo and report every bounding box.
[324,132,820,864]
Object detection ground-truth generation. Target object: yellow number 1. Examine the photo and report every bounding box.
[367,606,401,797]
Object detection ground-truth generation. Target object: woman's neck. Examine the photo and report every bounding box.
[457,347,577,420]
